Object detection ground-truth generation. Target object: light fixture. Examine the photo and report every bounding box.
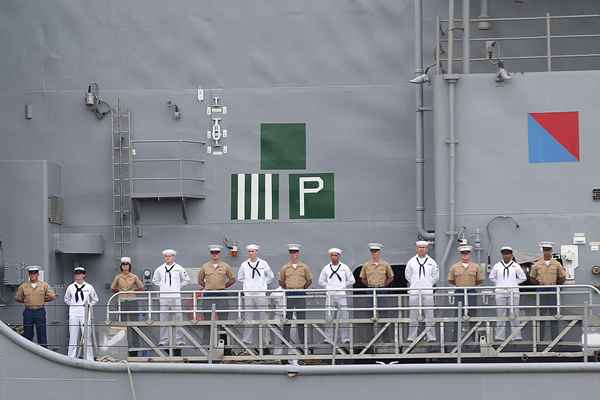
[496,61,512,82]
[84,83,111,120]
[409,63,437,85]
[486,42,512,83]
[167,100,181,120]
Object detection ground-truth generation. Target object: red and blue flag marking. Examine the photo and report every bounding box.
[528,111,580,163]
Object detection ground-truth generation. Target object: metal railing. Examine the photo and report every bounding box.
[436,13,600,73]
[100,285,600,363]
[129,138,206,199]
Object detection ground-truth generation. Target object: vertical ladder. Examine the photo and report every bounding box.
[111,98,133,258]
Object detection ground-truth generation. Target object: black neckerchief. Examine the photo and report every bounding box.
[247,260,261,279]
[329,263,342,282]
[165,264,175,286]
[75,283,86,303]
[502,261,514,279]
[416,257,429,279]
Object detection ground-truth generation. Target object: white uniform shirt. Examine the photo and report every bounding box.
[405,255,439,291]
[318,262,355,294]
[64,281,99,310]
[152,263,190,298]
[489,260,526,290]
[237,258,274,292]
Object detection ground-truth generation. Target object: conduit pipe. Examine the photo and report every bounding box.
[440,0,460,270]
[414,0,435,241]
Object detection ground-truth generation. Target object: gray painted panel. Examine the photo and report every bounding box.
[433,71,600,287]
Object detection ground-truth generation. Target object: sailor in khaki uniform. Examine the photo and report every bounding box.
[64,266,99,360]
[489,246,527,341]
[152,249,191,346]
[110,256,144,355]
[318,247,355,344]
[448,245,484,312]
[360,243,394,343]
[529,241,567,341]
[278,244,313,350]
[198,244,235,321]
[405,241,439,342]
[237,244,274,345]
[448,245,484,341]
[15,266,56,347]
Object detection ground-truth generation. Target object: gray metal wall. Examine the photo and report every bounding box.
[433,70,600,286]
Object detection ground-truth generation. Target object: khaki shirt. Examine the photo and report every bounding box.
[15,281,56,309]
[111,272,144,299]
[530,258,567,285]
[360,259,393,288]
[448,262,484,287]
[279,262,313,289]
[198,261,235,290]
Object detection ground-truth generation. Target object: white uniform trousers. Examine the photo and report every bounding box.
[325,292,351,343]
[495,290,522,340]
[408,291,436,341]
[68,308,94,360]
[159,297,184,345]
[242,292,268,345]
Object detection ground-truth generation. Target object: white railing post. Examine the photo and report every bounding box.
[546,12,552,71]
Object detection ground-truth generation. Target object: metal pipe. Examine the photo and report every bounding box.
[477,0,491,30]
[448,0,454,75]
[462,0,470,73]
[546,12,552,71]
[414,0,435,240]
[441,0,459,271]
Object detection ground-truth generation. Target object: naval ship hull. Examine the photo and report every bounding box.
[3,320,600,399]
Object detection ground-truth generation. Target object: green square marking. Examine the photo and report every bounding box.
[260,123,306,170]
[289,173,335,219]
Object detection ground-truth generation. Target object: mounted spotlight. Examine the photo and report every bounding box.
[85,83,99,107]
[84,83,111,120]
[485,42,512,83]
[409,63,436,85]
[496,60,512,82]
[167,100,181,120]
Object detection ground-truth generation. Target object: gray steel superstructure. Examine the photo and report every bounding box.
[2,0,600,398]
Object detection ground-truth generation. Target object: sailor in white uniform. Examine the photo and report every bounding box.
[152,249,190,346]
[318,247,355,344]
[64,266,99,360]
[405,240,439,342]
[237,244,274,345]
[489,246,527,341]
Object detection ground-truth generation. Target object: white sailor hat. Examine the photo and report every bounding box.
[328,247,342,255]
[458,245,473,253]
[288,243,302,251]
[162,249,177,256]
[416,240,430,247]
[500,246,513,253]
[120,257,131,264]
[208,244,222,252]
[246,244,260,251]
[74,266,86,273]
[368,243,383,251]
[27,265,40,273]
[539,241,554,249]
